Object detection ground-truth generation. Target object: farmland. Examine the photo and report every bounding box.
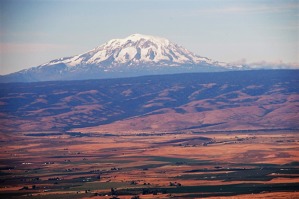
[1,130,298,198]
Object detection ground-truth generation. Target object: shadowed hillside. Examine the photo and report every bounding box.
[0,70,298,133]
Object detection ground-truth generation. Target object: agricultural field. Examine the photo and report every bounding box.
[1,130,298,198]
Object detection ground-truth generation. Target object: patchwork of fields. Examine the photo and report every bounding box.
[1,130,298,198]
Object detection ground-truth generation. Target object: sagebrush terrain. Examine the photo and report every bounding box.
[0,70,298,133]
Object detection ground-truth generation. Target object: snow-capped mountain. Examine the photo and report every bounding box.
[43,34,221,68]
[0,34,243,82]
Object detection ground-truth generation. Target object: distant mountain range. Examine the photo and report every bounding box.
[0,34,247,83]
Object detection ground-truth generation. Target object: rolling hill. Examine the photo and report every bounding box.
[0,70,298,133]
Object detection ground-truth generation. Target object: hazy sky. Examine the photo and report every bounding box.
[0,0,298,74]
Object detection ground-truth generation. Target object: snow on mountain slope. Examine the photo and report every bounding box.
[1,34,243,82]
[41,34,229,69]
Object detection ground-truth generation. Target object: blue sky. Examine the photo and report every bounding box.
[0,0,298,74]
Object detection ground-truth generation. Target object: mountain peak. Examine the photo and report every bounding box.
[124,33,170,44]
[127,33,163,39]
[82,33,211,67]
[108,33,168,42]
[1,34,239,82]
[100,33,170,52]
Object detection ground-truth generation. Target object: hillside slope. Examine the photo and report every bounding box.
[0,70,298,133]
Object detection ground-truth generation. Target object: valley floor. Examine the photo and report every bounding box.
[0,130,299,199]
